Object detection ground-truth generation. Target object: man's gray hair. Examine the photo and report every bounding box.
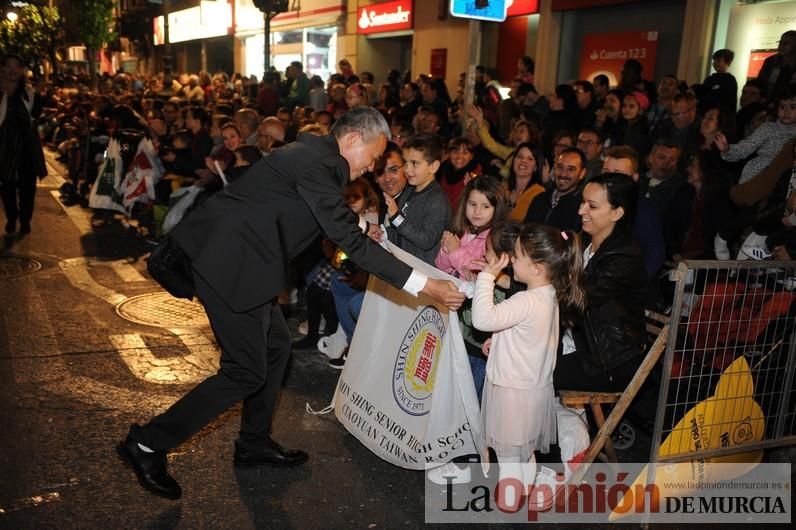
[331,107,391,143]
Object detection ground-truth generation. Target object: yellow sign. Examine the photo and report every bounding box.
[610,356,765,520]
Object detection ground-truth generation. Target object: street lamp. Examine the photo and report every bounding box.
[253,0,290,75]
[6,11,19,22]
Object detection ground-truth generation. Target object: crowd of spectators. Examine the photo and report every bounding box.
[10,34,796,427]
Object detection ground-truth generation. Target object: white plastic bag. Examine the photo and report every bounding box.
[317,323,348,359]
[161,185,202,234]
[555,398,590,480]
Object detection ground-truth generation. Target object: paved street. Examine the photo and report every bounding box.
[0,154,447,529]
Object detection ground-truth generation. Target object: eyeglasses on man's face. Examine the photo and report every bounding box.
[671,108,695,118]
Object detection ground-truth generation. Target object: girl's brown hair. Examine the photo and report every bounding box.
[451,175,510,236]
[517,223,586,328]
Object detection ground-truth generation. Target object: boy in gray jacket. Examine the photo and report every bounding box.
[383,134,452,265]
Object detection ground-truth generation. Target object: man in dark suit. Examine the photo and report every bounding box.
[117,108,465,499]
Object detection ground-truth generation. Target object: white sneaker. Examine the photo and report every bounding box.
[427,462,472,485]
[714,234,731,260]
[738,232,771,261]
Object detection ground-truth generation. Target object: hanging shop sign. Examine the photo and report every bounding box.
[153,1,232,45]
[507,0,539,17]
[357,0,413,35]
[450,0,507,22]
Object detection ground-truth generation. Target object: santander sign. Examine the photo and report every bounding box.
[357,0,413,35]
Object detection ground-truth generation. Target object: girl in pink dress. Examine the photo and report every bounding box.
[435,175,510,278]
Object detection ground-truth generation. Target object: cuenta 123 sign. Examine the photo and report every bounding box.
[357,0,413,35]
[579,31,659,87]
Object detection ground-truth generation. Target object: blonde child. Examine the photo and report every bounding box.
[435,175,510,278]
[473,223,585,508]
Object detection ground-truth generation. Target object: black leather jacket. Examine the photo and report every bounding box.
[574,229,647,375]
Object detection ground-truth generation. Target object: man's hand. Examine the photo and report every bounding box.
[366,223,384,242]
[421,278,466,311]
[383,192,399,218]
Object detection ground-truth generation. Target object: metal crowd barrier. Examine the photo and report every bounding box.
[650,259,796,464]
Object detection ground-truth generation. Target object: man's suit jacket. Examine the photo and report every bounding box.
[172,133,413,312]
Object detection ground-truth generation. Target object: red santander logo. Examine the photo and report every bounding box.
[357,0,413,35]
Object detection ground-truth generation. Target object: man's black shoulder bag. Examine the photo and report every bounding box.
[147,236,195,300]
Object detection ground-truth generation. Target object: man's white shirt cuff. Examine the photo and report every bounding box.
[402,270,427,296]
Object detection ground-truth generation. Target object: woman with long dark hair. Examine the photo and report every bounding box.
[505,142,545,221]
[436,136,482,208]
[0,54,46,234]
[554,172,647,392]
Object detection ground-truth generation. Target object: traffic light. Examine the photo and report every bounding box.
[253,0,289,14]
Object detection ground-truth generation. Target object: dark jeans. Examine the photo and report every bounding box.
[553,351,641,393]
[305,283,338,338]
[0,176,37,225]
[330,272,364,342]
[464,342,487,404]
[135,271,292,451]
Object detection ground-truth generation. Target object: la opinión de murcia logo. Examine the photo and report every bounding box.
[392,305,444,416]
[359,6,411,30]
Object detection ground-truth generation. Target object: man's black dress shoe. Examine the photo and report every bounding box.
[4,220,15,234]
[117,427,182,499]
[234,437,309,468]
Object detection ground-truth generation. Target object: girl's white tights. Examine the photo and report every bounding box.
[496,452,537,507]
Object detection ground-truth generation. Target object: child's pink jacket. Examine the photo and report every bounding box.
[435,229,491,278]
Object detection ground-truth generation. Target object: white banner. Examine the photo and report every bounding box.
[333,243,484,469]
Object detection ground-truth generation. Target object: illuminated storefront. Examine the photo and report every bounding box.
[235,0,343,81]
[152,0,234,74]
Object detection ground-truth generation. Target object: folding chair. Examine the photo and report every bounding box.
[561,310,670,476]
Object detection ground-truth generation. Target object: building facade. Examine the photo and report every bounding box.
[124,0,796,103]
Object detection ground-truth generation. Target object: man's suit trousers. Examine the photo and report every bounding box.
[136,271,292,451]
